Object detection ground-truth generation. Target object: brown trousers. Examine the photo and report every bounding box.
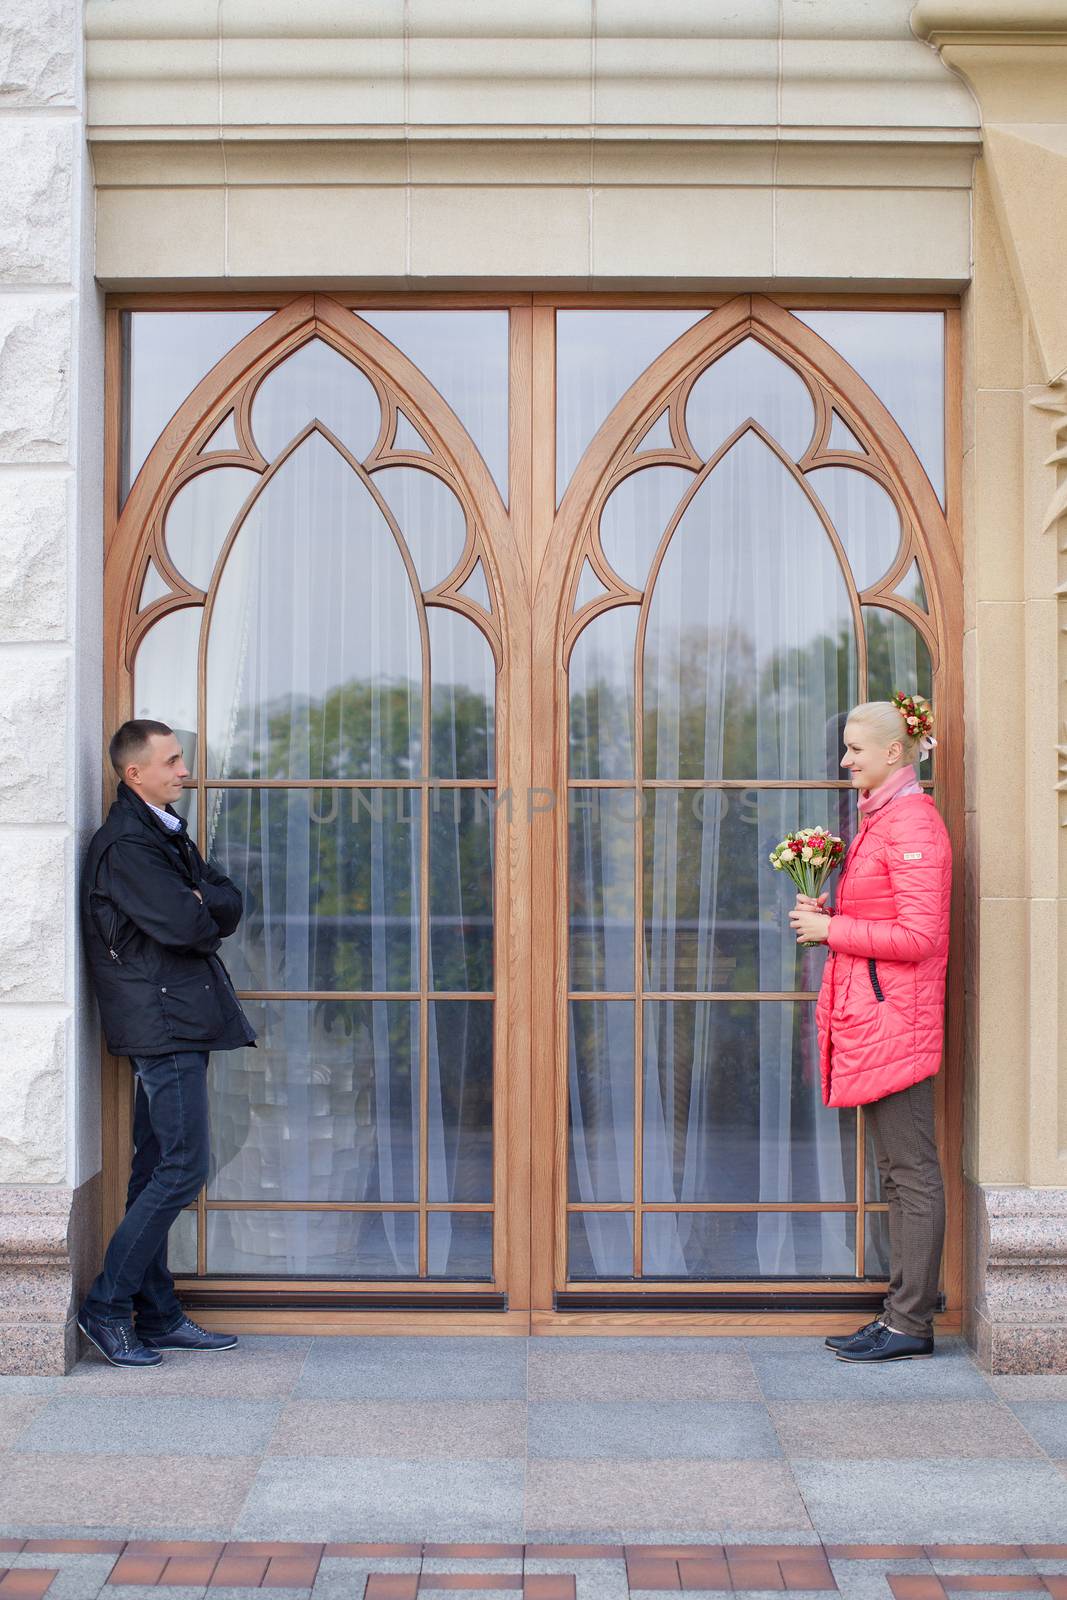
[864,1075,945,1339]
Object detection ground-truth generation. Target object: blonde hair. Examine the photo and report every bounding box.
[846,699,926,768]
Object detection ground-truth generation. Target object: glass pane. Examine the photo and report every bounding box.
[371,465,467,590]
[598,465,695,591]
[209,1000,419,1203]
[642,1001,856,1204]
[643,1210,855,1279]
[635,410,673,453]
[206,431,422,780]
[429,608,495,780]
[458,560,492,612]
[122,311,270,496]
[133,605,201,773]
[427,1212,493,1279]
[568,1212,634,1280]
[643,789,855,994]
[865,1211,891,1277]
[575,559,609,610]
[569,605,637,780]
[205,1208,418,1277]
[556,311,705,501]
[362,311,509,499]
[864,606,933,710]
[894,559,929,612]
[251,337,381,464]
[429,787,494,992]
[827,412,864,454]
[568,1000,634,1203]
[644,432,857,780]
[569,789,635,992]
[864,1119,887,1202]
[138,560,169,609]
[200,411,239,454]
[169,1208,197,1274]
[804,466,901,592]
[428,999,493,1202]
[208,787,420,993]
[685,337,816,463]
[164,465,259,591]
[794,312,945,504]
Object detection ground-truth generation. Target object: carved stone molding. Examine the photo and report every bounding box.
[0,1177,100,1375]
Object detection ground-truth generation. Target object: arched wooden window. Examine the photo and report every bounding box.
[105,296,525,1290]
[535,294,961,1299]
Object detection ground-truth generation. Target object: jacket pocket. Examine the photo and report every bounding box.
[867,958,885,1003]
[159,970,225,1041]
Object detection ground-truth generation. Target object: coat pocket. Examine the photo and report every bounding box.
[159,970,225,1041]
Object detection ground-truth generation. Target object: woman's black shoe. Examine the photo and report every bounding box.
[825,1317,884,1352]
[835,1325,934,1362]
[77,1312,162,1367]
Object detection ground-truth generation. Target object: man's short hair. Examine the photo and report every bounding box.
[109,719,174,780]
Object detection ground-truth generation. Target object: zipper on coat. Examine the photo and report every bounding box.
[868,958,885,1002]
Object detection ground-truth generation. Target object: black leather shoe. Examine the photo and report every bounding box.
[835,1324,934,1362]
[77,1312,162,1368]
[140,1316,238,1352]
[825,1317,884,1352]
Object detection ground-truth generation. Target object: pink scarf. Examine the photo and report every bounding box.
[857,763,923,816]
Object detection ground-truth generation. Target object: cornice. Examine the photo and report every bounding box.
[912,1,1067,44]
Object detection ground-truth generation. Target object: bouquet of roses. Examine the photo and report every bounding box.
[769,826,846,946]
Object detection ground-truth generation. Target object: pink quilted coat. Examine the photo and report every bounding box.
[815,766,952,1109]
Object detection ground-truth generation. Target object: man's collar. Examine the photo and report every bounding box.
[117,782,186,836]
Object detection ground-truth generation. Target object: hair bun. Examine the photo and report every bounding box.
[891,690,936,756]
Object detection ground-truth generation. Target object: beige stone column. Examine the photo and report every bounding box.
[0,0,104,1373]
[915,0,1067,1370]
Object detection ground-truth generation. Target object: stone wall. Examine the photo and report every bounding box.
[0,0,104,1372]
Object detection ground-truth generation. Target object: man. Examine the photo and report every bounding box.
[78,719,255,1367]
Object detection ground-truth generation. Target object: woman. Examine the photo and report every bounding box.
[789,694,951,1363]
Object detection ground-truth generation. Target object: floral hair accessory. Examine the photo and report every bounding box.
[892,690,937,761]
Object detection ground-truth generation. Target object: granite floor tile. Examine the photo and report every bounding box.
[293,1341,526,1402]
[65,1342,312,1401]
[105,1590,206,1600]
[234,1457,524,1541]
[0,1383,62,1398]
[767,1401,1042,1459]
[208,1590,311,1600]
[0,1402,47,1453]
[525,1459,812,1535]
[926,1562,1039,1575]
[828,1558,933,1600]
[527,1402,779,1461]
[14,1400,282,1459]
[988,1376,1067,1402]
[0,1454,260,1534]
[1001,1403,1067,1459]
[527,1347,758,1403]
[269,1402,524,1460]
[791,1458,1067,1542]
[416,1592,516,1600]
[745,1340,996,1402]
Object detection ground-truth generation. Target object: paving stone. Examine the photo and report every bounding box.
[0,1401,46,1452]
[528,1403,779,1462]
[744,1341,995,1403]
[294,1341,526,1402]
[767,1402,1040,1460]
[234,1458,524,1542]
[15,1401,281,1460]
[526,1460,812,1536]
[63,1341,311,1402]
[791,1459,1067,1544]
[0,1455,260,1536]
[270,1402,524,1461]
[1001,1403,1067,1460]
[527,1348,759,1403]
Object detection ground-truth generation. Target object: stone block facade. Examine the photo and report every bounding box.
[0,0,1065,1371]
[0,0,103,1372]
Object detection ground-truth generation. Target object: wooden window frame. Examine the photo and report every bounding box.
[102,290,963,1337]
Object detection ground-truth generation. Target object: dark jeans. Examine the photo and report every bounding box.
[865,1075,946,1339]
[81,1051,209,1333]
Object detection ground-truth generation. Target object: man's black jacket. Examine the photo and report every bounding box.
[81,783,256,1057]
